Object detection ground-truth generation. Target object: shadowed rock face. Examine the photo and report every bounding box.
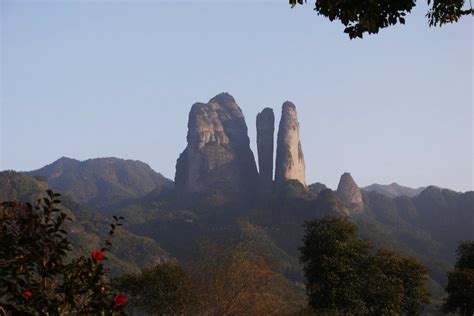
[337,172,364,213]
[256,108,275,195]
[275,102,306,187]
[175,93,258,193]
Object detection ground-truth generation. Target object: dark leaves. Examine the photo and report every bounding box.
[0,190,126,314]
[290,0,471,38]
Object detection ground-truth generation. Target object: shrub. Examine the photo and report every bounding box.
[0,190,126,314]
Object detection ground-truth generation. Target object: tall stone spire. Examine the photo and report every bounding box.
[275,101,306,187]
[337,172,364,213]
[256,108,275,194]
[175,93,258,193]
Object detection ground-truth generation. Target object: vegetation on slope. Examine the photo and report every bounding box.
[0,171,168,276]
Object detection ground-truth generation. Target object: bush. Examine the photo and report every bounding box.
[0,190,127,314]
[114,261,195,315]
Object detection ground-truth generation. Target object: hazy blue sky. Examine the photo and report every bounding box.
[1,0,472,191]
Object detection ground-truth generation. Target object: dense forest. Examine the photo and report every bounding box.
[1,158,472,314]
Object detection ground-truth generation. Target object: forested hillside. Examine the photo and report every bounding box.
[2,159,473,314]
[0,171,169,276]
[27,157,173,212]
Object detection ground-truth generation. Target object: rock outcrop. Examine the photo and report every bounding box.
[337,172,364,212]
[175,93,258,193]
[275,102,306,187]
[256,108,275,194]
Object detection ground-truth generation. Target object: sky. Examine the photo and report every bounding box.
[1,0,473,192]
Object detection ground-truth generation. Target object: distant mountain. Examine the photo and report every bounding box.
[412,186,474,253]
[0,171,169,275]
[4,168,473,308]
[353,186,473,292]
[362,182,425,198]
[0,170,49,201]
[3,93,472,311]
[111,176,473,290]
[27,157,173,212]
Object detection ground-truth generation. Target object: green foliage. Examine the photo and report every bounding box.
[27,157,173,212]
[454,240,474,269]
[115,241,300,315]
[278,179,310,200]
[426,0,471,26]
[0,171,169,276]
[236,219,302,278]
[5,167,471,313]
[363,254,404,315]
[441,241,474,315]
[357,188,470,293]
[0,190,126,314]
[114,262,195,315]
[0,170,47,202]
[300,217,372,313]
[300,216,430,315]
[289,0,473,38]
[372,248,430,315]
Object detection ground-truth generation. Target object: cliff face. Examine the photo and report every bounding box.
[275,102,306,187]
[337,172,364,213]
[256,108,275,195]
[175,93,258,193]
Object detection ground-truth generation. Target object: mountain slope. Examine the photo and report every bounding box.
[353,187,473,286]
[0,171,169,275]
[5,165,473,306]
[27,157,173,212]
[362,183,425,198]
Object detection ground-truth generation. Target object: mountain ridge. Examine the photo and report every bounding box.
[26,156,173,212]
[363,182,427,198]
[0,171,170,275]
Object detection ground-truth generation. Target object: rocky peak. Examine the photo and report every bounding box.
[256,108,275,195]
[275,101,306,188]
[175,93,258,193]
[337,172,364,213]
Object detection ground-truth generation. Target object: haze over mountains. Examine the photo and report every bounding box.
[27,157,173,212]
[362,183,426,198]
[1,92,472,309]
[0,171,169,275]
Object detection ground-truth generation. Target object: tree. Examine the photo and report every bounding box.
[300,216,430,315]
[114,261,195,315]
[372,248,430,315]
[290,0,473,39]
[189,241,292,315]
[299,217,372,314]
[0,190,126,314]
[363,254,404,315]
[441,241,474,316]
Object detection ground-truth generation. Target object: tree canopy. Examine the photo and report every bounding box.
[114,241,296,315]
[441,241,474,316]
[114,261,195,315]
[300,216,430,314]
[290,0,473,38]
